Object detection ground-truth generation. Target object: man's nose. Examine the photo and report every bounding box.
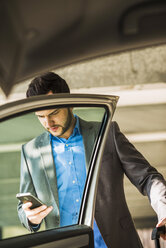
[45,117,53,127]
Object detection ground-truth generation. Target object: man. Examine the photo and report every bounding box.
[18,72,166,247]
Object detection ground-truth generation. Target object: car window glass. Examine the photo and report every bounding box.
[0,106,105,240]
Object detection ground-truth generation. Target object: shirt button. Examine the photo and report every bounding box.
[66,144,68,147]
[69,161,72,165]
[76,199,79,202]
[73,180,76,184]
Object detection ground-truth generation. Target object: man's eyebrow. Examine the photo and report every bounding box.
[48,109,59,115]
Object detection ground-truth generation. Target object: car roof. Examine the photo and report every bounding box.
[0,0,166,95]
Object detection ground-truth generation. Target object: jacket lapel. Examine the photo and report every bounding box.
[36,132,59,212]
[79,118,100,172]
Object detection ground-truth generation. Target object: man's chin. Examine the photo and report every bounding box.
[49,130,60,137]
[48,128,64,137]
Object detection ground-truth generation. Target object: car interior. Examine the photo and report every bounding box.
[0,0,166,247]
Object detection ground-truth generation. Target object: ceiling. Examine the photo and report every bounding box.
[1,0,166,96]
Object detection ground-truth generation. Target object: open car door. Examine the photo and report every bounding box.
[0,94,118,248]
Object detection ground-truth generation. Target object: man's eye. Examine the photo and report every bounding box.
[50,111,59,116]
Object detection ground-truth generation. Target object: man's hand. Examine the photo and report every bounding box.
[22,202,53,225]
[156,218,166,240]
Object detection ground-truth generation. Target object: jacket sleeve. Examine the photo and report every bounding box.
[112,121,166,221]
[17,145,41,232]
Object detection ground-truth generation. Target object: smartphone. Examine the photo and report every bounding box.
[16,192,45,209]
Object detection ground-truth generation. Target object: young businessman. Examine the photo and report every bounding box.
[18,72,166,248]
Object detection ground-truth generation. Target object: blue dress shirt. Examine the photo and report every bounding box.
[51,116,107,247]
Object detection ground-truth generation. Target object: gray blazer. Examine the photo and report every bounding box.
[18,119,166,248]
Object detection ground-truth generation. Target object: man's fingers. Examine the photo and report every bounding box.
[22,200,53,225]
[156,218,166,240]
[29,206,53,220]
[28,205,47,215]
[160,234,166,240]
[28,206,53,225]
[25,205,47,219]
[156,217,166,227]
[22,201,32,210]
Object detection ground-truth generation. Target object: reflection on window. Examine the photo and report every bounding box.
[0,107,105,240]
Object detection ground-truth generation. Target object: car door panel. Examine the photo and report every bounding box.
[0,225,93,248]
[0,94,118,247]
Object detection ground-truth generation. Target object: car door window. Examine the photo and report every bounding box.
[0,105,105,240]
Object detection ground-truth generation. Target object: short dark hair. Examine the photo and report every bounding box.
[26,72,70,97]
